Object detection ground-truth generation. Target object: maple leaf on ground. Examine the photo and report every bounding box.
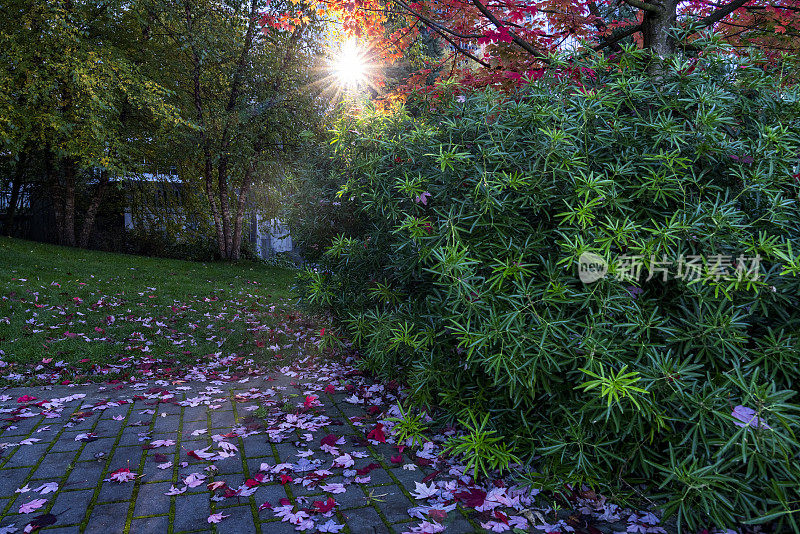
[32,483,58,495]
[258,501,272,511]
[18,499,47,514]
[157,461,173,470]
[183,473,206,488]
[410,482,438,500]
[366,423,386,443]
[186,446,216,461]
[313,496,336,514]
[318,519,345,533]
[164,486,187,495]
[106,468,137,483]
[453,488,486,508]
[332,454,354,468]
[150,439,176,448]
[207,513,229,524]
[356,463,381,476]
[320,483,346,494]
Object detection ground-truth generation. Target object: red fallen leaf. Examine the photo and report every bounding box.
[279,498,291,506]
[313,496,336,514]
[279,474,293,485]
[207,481,227,491]
[303,395,318,408]
[454,488,486,508]
[390,454,403,464]
[245,478,261,488]
[421,470,441,484]
[494,510,509,524]
[258,502,272,511]
[95,327,105,334]
[356,463,380,476]
[367,423,386,443]
[324,384,335,394]
[63,331,77,338]
[415,456,433,467]
[429,509,447,521]
[17,395,37,403]
[320,434,339,447]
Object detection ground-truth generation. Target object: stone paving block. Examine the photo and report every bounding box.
[342,505,386,534]
[173,491,210,533]
[258,518,302,533]
[212,505,257,534]
[0,467,32,495]
[214,456,243,476]
[3,443,50,468]
[153,414,181,433]
[210,410,236,429]
[130,514,171,532]
[371,485,413,523]
[109,445,144,470]
[133,481,174,518]
[93,419,125,436]
[30,451,77,480]
[117,431,147,448]
[157,403,182,415]
[183,407,208,422]
[78,438,117,462]
[83,501,130,533]
[97,479,137,503]
[141,458,177,483]
[335,487,370,510]
[49,488,95,525]
[2,419,41,436]
[65,461,105,490]
[49,436,83,453]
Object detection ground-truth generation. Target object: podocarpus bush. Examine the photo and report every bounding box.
[301,45,800,530]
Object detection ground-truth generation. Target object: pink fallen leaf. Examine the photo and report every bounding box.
[164,485,187,495]
[207,513,229,524]
[19,499,47,514]
[106,468,137,483]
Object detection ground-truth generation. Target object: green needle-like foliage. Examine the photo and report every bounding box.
[300,44,800,531]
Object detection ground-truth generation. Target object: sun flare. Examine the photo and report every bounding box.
[332,40,369,89]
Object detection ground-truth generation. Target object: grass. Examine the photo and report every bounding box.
[0,237,312,385]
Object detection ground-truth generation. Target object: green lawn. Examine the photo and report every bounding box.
[0,237,311,385]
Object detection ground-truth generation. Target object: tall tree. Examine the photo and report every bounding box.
[139,0,324,259]
[0,0,182,246]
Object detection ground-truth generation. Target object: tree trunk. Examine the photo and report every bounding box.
[3,153,26,236]
[61,159,77,246]
[641,0,679,59]
[78,170,109,248]
[230,164,254,261]
[204,157,226,258]
[217,162,233,258]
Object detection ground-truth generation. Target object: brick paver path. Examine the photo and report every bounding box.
[0,358,493,534]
